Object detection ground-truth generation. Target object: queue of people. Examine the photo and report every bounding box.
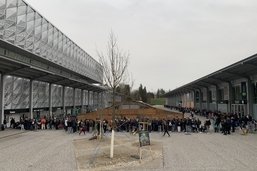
[3,116,63,131]
[74,117,211,136]
[2,106,257,137]
[165,105,257,135]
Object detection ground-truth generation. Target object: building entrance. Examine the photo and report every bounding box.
[231,104,247,117]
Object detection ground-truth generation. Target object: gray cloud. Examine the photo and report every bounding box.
[26,0,257,92]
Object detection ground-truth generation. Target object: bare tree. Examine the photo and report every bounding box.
[98,31,129,158]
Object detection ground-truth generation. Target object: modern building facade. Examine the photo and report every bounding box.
[0,0,105,125]
[165,53,257,120]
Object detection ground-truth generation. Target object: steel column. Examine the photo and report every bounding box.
[87,90,90,106]
[0,75,5,125]
[92,91,94,109]
[199,89,202,112]
[62,86,66,116]
[215,85,219,112]
[29,80,33,119]
[193,90,197,109]
[206,87,210,111]
[81,90,84,113]
[49,84,52,118]
[97,92,100,110]
[101,92,103,109]
[228,82,233,113]
[247,79,254,116]
[73,88,76,112]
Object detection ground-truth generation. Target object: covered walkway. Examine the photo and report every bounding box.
[165,53,257,119]
[0,0,106,124]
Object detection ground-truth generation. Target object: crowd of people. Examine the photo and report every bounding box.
[74,117,211,136]
[2,117,64,131]
[165,105,257,135]
[2,106,257,136]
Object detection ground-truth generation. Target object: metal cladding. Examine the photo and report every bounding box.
[4,76,30,109]
[0,0,103,83]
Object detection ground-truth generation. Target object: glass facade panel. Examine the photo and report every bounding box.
[6,0,17,9]
[41,19,48,42]
[4,6,17,43]
[0,0,6,8]
[253,83,257,104]
[17,4,26,15]
[6,7,17,20]
[17,14,26,26]
[18,0,25,7]
[53,27,58,48]
[0,0,6,38]
[16,9,26,47]
[234,86,241,101]
[25,7,34,51]
[58,33,63,51]
[218,89,224,101]
[0,0,103,83]
[47,23,53,45]
[26,7,34,21]
[34,24,41,38]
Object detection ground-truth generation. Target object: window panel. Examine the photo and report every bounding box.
[6,0,17,8]
[0,0,103,83]
[17,5,26,15]
[26,7,34,22]
[6,7,17,21]
[53,27,58,49]
[47,23,53,46]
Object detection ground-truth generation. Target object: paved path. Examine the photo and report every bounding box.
[0,130,77,171]
[0,129,26,139]
[1,126,257,171]
[121,132,257,171]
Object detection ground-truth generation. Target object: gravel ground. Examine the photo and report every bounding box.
[73,132,162,171]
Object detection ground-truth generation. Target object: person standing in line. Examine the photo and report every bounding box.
[20,119,25,131]
[177,119,181,132]
[163,120,170,137]
[64,118,68,131]
[10,118,15,128]
[41,117,46,130]
[34,119,38,131]
[231,116,236,133]
[68,119,73,134]
[103,120,108,133]
[79,122,86,135]
[205,118,211,132]
[196,118,201,132]
[3,119,7,129]
[225,117,231,135]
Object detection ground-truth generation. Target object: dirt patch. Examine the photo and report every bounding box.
[73,135,162,171]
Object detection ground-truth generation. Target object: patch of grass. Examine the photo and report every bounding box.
[150,98,165,105]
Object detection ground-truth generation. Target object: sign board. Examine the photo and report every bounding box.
[139,131,150,147]
[139,122,149,131]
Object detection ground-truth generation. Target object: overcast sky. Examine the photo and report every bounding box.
[25,0,257,92]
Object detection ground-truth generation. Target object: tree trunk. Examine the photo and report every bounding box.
[110,129,115,158]
[100,93,103,139]
[110,88,116,158]
[112,88,115,127]
[98,108,103,139]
